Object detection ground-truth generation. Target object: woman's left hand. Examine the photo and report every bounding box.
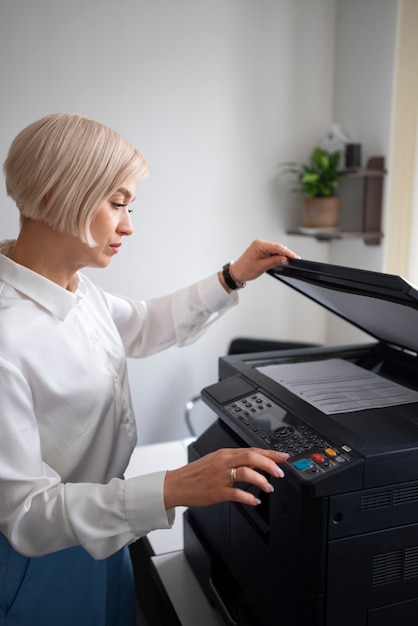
[222,239,299,288]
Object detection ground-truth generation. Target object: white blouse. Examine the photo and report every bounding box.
[0,243,237,560]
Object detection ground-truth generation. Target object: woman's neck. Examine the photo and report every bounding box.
[10,220,82,292]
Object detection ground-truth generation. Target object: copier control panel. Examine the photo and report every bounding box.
[220,389,354,482]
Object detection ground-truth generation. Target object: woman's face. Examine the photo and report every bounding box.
[87,178,137,268]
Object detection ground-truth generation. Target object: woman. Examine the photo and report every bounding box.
[0,113,298,625]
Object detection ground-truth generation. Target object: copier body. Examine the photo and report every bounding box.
[183,259,418,625]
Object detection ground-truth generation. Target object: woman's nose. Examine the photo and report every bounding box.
[118,209,134,236]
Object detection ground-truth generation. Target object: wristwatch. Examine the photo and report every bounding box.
[222,262,246,290]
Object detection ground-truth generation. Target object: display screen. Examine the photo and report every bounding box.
[252,410,290,433]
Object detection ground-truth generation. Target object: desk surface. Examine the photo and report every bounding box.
[152,552,225,626]
[126,439,224,626]
[125,438,193,555]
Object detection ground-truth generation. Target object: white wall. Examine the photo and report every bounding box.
[0,0,398,443]
[326,0,399,345]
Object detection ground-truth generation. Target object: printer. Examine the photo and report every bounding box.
[183,259,418,626]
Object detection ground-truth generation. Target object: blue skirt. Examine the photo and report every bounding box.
[0,533,136,626]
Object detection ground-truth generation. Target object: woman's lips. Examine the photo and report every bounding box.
[109,243,122,254]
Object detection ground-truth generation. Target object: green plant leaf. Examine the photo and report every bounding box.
[278,146,346,199]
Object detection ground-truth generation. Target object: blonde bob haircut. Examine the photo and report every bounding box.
[3,113,150,246]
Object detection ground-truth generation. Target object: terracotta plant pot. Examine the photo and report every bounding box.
[302,196,340,228]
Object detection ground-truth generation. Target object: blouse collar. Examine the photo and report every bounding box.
[0,240,86,321]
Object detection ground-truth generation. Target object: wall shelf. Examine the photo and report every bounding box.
[287,228,384,244]
[287,156,386,245]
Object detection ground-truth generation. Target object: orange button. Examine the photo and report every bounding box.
[325,447,337,457]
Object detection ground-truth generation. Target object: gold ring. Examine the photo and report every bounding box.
[230,467,237,485]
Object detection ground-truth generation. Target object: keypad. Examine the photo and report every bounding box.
[223,391,352,477]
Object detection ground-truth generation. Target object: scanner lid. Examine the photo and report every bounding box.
[267,259,418,353]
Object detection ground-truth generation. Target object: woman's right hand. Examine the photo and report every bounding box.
[163,447,289,509]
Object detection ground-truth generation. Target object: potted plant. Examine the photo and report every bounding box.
[280,147,346,228]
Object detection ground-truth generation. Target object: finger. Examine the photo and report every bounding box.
[243,447,288,460]
[232,466,276,493]
[229,241,299,285]
[240,448,289,476]
[255,240,299,260]
[258,250,297,271]
[225,449,288,481]
[229,487,263,507]
[271,244,298,259]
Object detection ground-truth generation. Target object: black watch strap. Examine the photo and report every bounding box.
[222,262,246,290]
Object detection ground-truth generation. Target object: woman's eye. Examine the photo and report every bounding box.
[113,202,133,214]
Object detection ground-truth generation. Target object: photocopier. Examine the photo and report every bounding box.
[183,259,418,626]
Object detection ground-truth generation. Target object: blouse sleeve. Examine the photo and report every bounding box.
[0,356,174,560]
[101,274,238,357]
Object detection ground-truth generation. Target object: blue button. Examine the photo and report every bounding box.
[293,458,312,471]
